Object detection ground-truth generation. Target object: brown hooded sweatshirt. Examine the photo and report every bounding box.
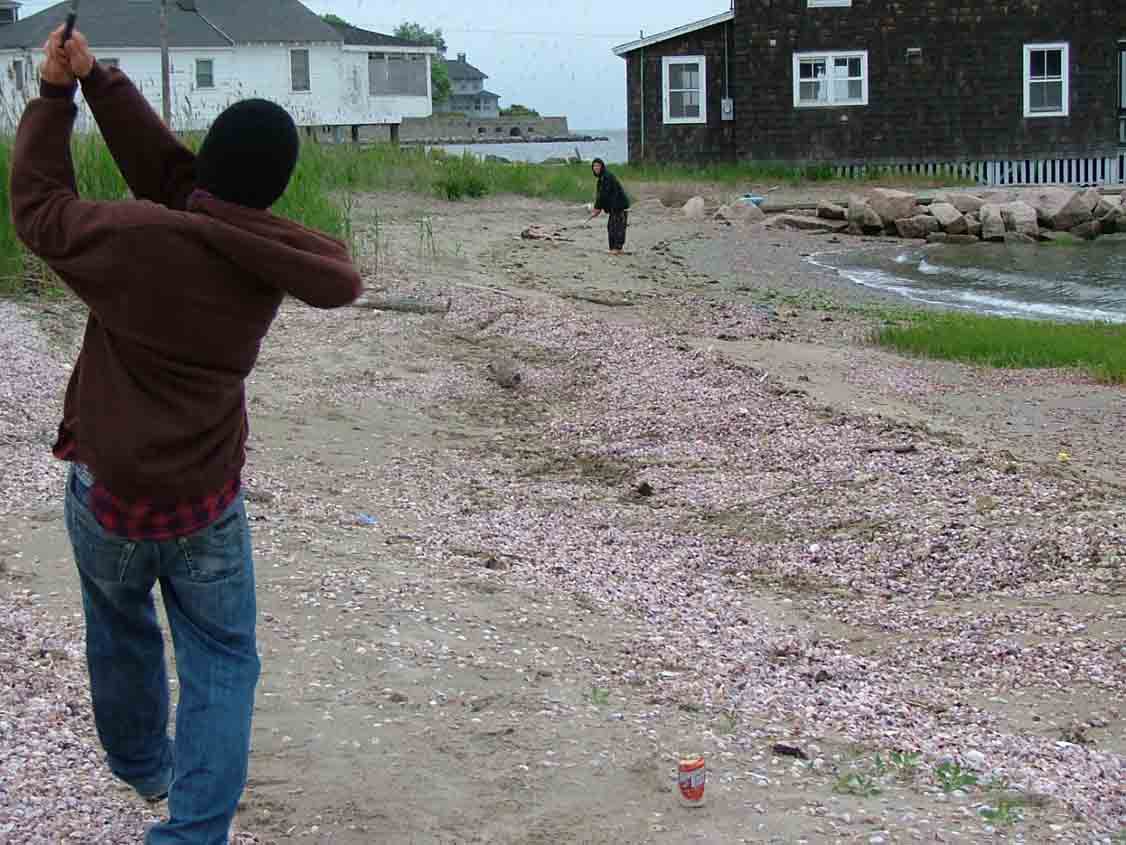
[10,64,363,508]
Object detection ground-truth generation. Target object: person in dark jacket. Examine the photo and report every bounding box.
[13,28,361,845]
[589,157,630,255]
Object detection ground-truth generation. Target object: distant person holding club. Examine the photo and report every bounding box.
[11,25,361,844]
[589,157,630,255]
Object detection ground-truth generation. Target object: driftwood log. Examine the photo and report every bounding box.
[351,296,452,315]
[486,356,522,389]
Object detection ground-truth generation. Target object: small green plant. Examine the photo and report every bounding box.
[936,761,978,793]
[872,753,888,777]
[718,709,738,734]
[980,798,1024,826]
[417,215,437,261]
[833,771,881,797]
[888,750,922,778]
[590,686,610,707]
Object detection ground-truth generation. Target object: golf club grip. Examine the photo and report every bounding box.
[61,13,77,44]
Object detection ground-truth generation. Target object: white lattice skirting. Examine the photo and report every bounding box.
[832,153,1126,187]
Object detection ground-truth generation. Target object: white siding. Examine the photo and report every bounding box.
[0,43,432,132]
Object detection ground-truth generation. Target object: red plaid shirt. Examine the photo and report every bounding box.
[55,432,240,541]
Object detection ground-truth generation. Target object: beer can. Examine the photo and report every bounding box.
[677,755,707,807]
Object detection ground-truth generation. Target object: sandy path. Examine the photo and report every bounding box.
[2,191,1123,844]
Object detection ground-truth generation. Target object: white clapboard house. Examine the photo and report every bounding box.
[0,0,436,137]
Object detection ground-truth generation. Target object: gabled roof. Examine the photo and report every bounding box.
[446,58,487,81]
[0,0,343,50]
[327,20,431,50]
[612,10,734,56]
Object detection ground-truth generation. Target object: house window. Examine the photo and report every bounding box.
[195,59,214,89]
[291,49,310,92]
[369,52,428,97]
[0,8,15,24]
[663,56,706,124]
[1023,43,1068,118]
[793,51,868,107]
[1120,49,1126,110]
[807,0,851,6]
[12,59,23,91]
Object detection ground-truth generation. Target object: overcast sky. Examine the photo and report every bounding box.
[18,0,729,129]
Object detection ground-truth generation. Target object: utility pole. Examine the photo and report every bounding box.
[160,0,171,125]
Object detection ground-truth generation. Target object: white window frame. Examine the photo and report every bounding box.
[792,50,869,108]
[1023,42,1069,118]
[12,59,23,91]
[807,0,851,6]
[662,55,707,125]
[195,58,215,89]
[290,48,311,93]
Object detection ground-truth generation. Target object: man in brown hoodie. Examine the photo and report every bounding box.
[11,27,362,844]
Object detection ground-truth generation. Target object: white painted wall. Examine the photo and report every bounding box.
[0,42,433,132]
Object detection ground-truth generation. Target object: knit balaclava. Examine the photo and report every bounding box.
[196,99,300,210]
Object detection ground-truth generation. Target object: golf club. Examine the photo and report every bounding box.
[61,0,79,45]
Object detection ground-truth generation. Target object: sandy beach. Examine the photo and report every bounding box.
[2,186,1123,844]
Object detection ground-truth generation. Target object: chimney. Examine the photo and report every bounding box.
[457,52,466,63]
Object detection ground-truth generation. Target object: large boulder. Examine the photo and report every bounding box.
[846,197,885,235]
[766,213,847,232]
[1080,188,1102,214]
[895,214,941,240]
[937,193,987,215]
[1094,194,1121,219]
[1071,219,1102,240]
[966,217,983,238]
[1100,206,1125,234]
[929,202,969,235]
[1052,193,1095,231]
[1000,201,1039,238]
[867,189,918,227]
[1026,187,1075,226]
[980,204,1006,242]
[817,200,847,220]
[683,196,708,220]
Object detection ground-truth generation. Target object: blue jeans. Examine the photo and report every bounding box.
[64,464,260,845]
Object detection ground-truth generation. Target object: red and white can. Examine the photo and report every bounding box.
[677,755,707,807]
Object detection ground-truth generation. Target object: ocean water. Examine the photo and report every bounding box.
[812,240,1126,324]
[433,129,628,164]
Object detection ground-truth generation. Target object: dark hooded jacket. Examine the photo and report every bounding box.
[11,64,362,504]
[592,159,630,213]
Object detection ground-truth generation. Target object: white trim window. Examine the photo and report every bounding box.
[793,51,868,108]
[1023,43,1068,118]
[195,58,214,89]
[290,48,311,92]
[807,0,851,6]
[663,55,707,124]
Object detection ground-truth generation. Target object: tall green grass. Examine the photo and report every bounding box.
[875,312,1126,384]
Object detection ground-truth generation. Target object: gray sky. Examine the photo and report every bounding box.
[18,0,729,128]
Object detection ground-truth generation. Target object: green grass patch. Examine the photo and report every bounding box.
[875,312,1126,384]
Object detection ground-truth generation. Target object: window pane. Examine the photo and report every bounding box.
[670,90,700,118]
[833,57,849,76]
[848,57,862,77]
[849,79,863,99]
[1030,80,1063,111]
[1046,49,1062,78]
[196,59,213,88]
[1121,52,1126,109]
[1030,50,1046,78]
[800,60,825,80]
[799,80,823,102]
[834,78,863,101]
[291,50,310,91]
[669,63,699,91]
